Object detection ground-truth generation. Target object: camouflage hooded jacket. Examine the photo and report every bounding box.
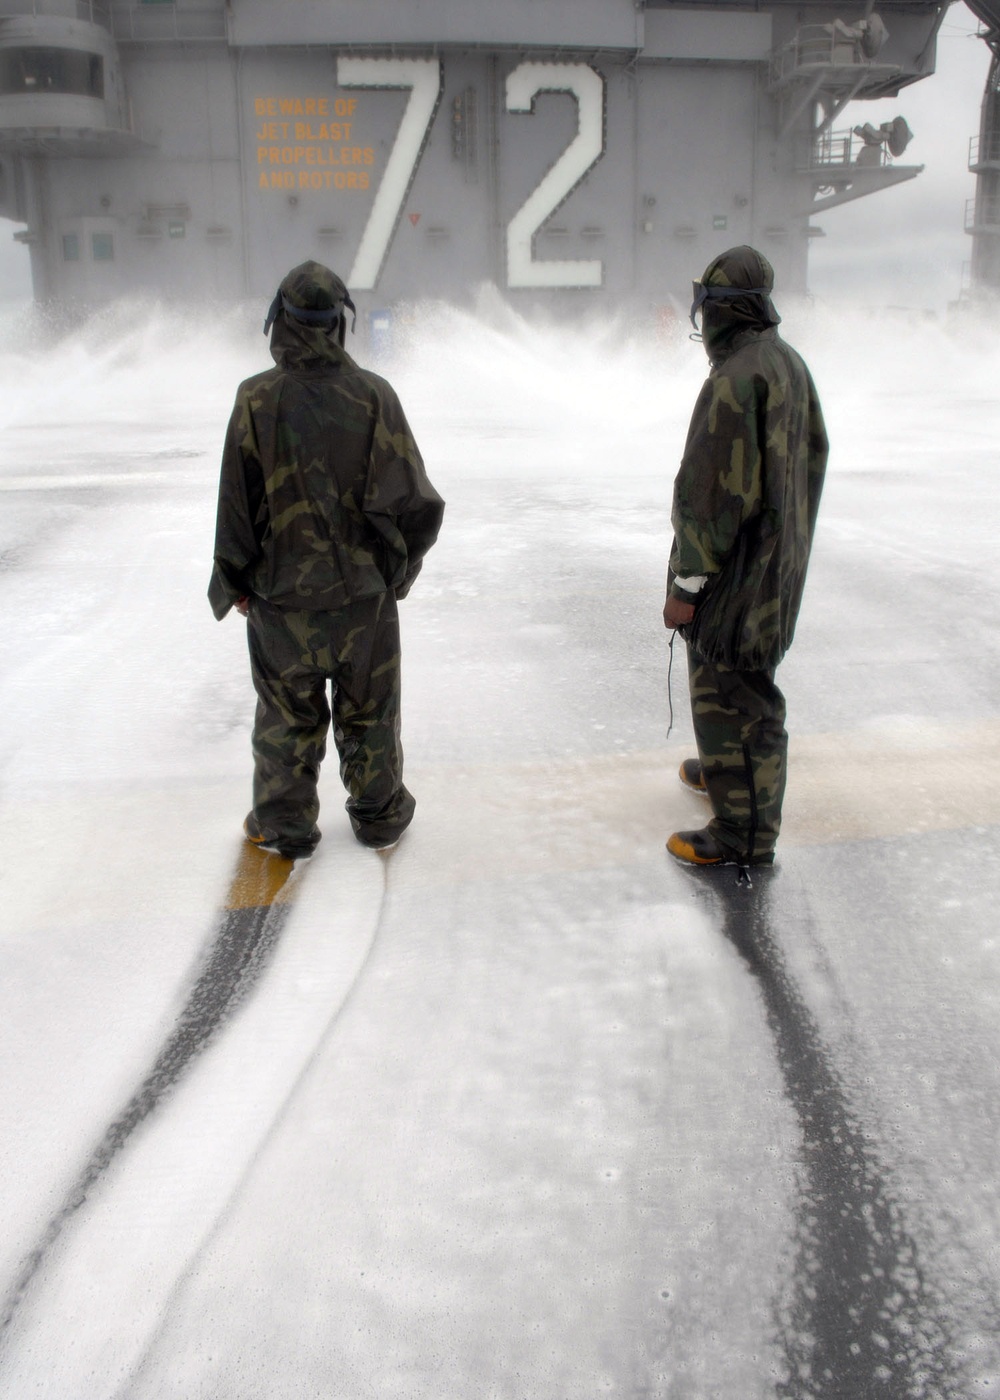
[209,266,444,621]
[669,250,828,671]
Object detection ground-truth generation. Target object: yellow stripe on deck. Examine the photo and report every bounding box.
[401,715,1000,884]
[785,716,1000,846]
[223,845,299,910]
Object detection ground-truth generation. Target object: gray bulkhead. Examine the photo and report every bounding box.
[0,0,949,316]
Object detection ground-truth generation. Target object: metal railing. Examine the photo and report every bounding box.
[970,131,1000,168]
[773,25,862,75]
[770,24,872,87]
[109,3,227,43]
[0,0,230,42]
[806,126,894,172]
[0,0,113,21]
[966,194,1000,231]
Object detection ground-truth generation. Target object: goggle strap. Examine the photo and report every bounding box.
[702,285,770,300]
[263,290,358,335]
[689,282,772,328]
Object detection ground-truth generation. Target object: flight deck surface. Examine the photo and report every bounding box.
[1,302,998,1398]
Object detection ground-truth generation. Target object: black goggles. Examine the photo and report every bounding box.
[689,280,771,328]
[263,289,357,335]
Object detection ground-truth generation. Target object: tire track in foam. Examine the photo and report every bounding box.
[0,841,388,1397]
[705,868,969,1399]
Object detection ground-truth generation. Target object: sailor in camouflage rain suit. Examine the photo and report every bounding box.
[209,261,444,859]
[663,246,828,868]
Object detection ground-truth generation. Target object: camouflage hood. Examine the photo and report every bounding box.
[264,261,357,372]
[698,246,780,367]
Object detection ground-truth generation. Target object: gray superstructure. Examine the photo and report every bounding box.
[965,0,1000,297]
[0,0,972,317]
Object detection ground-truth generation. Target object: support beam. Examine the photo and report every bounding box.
[800,163,923,215]
[778,73,824,140]
[815,74,868,136]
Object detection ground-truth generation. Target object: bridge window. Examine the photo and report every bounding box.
[91,231,114,262]
[0,48,104,100]
[62,233,80,261]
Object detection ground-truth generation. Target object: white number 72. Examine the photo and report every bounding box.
[336,56,605,293]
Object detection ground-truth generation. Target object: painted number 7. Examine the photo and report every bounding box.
[337,56,443,291]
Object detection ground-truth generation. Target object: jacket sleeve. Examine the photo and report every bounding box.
[806,371,830,510]
[362,383,445,594]
[668,368,762,600]
[208,391,267,620]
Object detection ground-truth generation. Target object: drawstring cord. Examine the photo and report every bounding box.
[665,629,678,740]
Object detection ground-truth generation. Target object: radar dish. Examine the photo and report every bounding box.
[860,13,889,59]
[887,116,913,158]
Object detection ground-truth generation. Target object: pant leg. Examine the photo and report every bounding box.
[326,591,415,846]
[687,648,788,860]
[246,600,331,848]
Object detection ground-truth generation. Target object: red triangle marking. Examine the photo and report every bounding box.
[408,212,421,226]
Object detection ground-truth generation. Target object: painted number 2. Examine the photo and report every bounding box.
[505,63,606,288]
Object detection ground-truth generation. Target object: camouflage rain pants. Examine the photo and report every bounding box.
[246,591,415,852]
[687,648,787,861]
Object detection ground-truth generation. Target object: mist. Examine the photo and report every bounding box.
[1,292,999,1396]
[808,3,994,313]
